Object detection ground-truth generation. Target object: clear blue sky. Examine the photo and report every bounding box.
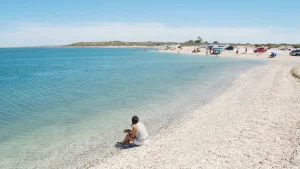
[0,0,299,46]
[1,0,299,28]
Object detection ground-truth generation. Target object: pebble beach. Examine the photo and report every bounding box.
[91,47,300,169]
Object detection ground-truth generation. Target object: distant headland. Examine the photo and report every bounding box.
[65,40,300,49]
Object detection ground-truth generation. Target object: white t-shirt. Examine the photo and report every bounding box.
[134,122,148,140]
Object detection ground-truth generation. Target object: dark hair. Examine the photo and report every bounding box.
[132,115,139,125]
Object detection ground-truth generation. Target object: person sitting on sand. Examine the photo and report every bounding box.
[269,52,277,58]
[118,116,149,147]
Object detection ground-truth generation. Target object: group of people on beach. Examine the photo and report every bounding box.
[235,47,247,55]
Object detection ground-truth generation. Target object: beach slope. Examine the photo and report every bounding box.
[90,58,300,169]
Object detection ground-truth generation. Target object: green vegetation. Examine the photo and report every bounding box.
[186,40,194,43]
[194,37,202,43]
[66,41,178,47]
[185,36,202,44]
[66,39,300,49]
[292,44,300,48]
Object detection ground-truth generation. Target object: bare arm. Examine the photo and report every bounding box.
[123,129,132,133]
[130,125,138,138]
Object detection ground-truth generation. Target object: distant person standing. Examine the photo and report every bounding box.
[245,47,247,53]
[206,50,208,55]
[236,48,239,55]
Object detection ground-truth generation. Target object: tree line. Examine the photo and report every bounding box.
[66,39,299,48]
[183,36,219,45]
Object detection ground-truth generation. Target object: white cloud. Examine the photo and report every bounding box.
[0,22,300,47]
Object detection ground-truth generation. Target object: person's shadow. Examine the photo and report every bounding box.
[114,143,139,149]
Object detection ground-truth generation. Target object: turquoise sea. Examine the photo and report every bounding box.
[0,48,262,168]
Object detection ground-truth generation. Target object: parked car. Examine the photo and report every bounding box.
[213,47,223,52]
[217,45,227,50]
[290,50,300,56]
[212,48,222,55]
[254,47,267,53]
[280,46,293,51]
[225,46,234,51]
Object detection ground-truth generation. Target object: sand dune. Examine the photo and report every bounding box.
[90,50,300,169]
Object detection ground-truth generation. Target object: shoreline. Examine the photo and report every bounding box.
[158,46,291,61]
[90,49,300,168]
[1,48,262,169]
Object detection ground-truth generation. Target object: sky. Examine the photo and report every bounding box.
[0,0,299,47]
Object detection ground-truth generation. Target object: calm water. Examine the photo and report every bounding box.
[0,48,262,168]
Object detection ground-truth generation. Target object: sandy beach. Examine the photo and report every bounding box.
[2,0,300,168]
[87,47,300,169]
[159,46,294,60]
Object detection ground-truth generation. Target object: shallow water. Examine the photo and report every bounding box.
[0,48,262,168]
